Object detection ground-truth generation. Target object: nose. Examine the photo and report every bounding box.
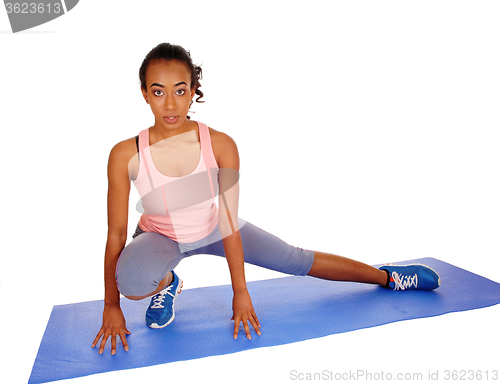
[164,93,176,110]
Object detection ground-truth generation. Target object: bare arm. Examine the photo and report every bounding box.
[92,139,135,354]
[212,130,261,339]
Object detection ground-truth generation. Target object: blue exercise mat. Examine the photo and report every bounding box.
[29,257,500,384]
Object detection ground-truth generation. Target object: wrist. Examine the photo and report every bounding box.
[232,285,248,294]
[104,299,121,307]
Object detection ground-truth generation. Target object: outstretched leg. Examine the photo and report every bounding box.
[205,222,388,285]
[307,251,388,286]
[307,251,441,291]
[203,221,439,290]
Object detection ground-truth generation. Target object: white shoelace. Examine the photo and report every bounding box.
[392,271,418,290]
[150,285,176,309]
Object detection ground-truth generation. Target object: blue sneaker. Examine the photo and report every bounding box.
[146,271,183,329]
[379,264,440,291]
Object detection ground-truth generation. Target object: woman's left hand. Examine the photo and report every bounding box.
[231,289,261,339]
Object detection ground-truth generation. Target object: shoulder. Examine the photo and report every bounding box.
[108,136,138,176]
[208,127,239,169]
[110,136,137,157]
[209,127,237,148]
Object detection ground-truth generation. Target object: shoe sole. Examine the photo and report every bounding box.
[148,278,184,329]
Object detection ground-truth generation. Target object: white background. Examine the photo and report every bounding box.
[1,1,499,383]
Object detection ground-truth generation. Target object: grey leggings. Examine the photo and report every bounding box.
[116,219,315,297]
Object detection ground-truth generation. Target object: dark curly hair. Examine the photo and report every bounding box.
[139,43,204,108]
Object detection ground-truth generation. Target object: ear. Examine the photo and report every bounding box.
[141,87,150,104]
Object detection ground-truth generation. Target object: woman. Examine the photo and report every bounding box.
[92,43,440,356]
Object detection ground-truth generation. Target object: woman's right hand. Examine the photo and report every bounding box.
[91,304,131,355]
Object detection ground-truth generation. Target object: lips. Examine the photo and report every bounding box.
[163,116,179,124]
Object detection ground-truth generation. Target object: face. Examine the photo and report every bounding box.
[142,60,195,131]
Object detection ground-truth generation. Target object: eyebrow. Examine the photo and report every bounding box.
[150,81,188,88]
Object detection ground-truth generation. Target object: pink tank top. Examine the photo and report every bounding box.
[133,121,219,243]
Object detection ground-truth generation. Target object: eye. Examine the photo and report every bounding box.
[152,89,163,96]
[176,89,187,96]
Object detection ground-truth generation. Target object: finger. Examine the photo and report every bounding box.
[242,318,251,340]
[111,334,117,356]
[249,315,261,336]
[233,317,240,339]
[119,331,129,352]
[99,332,110,355]
[92,329,104,348]
[253,312,261,329]
[252,312,261,328]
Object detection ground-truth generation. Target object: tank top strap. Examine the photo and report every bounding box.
[138,128,150,152]
[137,128,155,189]
[197,122,218,170]
[196,122,218,198]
